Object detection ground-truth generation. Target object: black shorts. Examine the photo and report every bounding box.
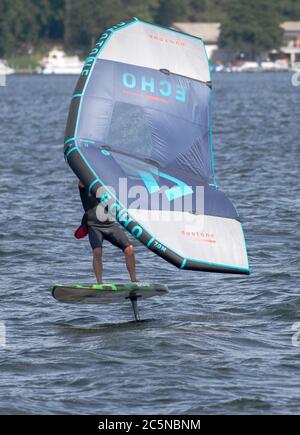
[88,223,131,252]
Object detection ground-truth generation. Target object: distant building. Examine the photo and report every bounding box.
[172,21,300,66]
[280,22,300,67]
[172,22,220,59]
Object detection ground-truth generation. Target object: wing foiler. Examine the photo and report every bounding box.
[64,18,250,275]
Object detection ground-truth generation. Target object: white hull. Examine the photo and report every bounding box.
[37,48,83,75]
[41,66,83,75]
[0,60,15,75]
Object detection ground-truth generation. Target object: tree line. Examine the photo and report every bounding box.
[0,0,299,58]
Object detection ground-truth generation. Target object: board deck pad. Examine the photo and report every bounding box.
[52,283,168,304]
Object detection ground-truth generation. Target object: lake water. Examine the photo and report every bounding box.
[0,72,299,414]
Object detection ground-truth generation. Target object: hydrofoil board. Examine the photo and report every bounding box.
[52,282,168,305]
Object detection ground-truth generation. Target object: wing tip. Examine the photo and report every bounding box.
[179,258,250,275]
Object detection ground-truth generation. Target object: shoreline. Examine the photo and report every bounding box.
[5,69,295,75]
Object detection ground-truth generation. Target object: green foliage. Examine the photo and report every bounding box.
[156,0,189,26]
[279,0,300,20]
[219,0,284,59]
[0,0,39,55]
[187,0,227,22]
[7,52,42,71]
[0,0,299,58]
[63,0,160,48]
[156,0,227,26]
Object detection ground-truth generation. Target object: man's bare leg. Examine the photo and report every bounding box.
[124,245,138,282]
[93,247,103,284]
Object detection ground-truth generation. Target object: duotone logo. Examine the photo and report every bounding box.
[292,63,300,87]
[292,322,300,347]
[0,322,6,347]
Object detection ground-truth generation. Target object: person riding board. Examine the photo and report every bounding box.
[75,181,138,284]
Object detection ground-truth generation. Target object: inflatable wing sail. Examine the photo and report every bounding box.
[64,18,250,275]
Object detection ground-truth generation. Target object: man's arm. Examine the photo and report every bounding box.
[81,213,88,227]
[78,180,88,226]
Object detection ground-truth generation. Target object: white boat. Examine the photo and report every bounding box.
[0,59,15,75]
[260,61,289,71]
[37,48,83,75]
[231,60,290,73]
[231,61,260,72]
